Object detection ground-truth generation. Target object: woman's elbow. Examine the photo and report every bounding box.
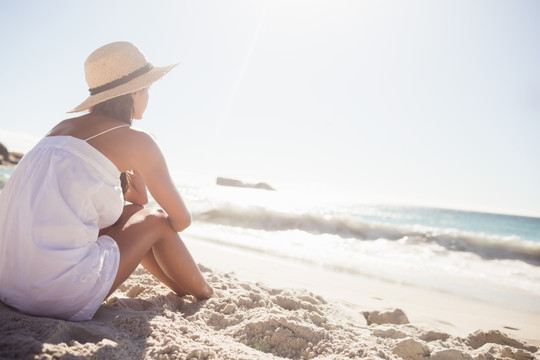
[125,188,149,205]
[133,195,149,205]
[177,216,192,232]
[140,194,149,205]
[170,213,192,232]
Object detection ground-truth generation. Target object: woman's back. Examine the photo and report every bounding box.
[0,135,123,320]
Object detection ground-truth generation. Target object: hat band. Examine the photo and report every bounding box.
[89,63,153,95]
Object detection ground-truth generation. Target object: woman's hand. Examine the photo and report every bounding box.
[122,170,148,205]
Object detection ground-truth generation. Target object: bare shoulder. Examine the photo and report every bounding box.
[125,127,160,149]
[47,117,84,136]
[122,127,164,167]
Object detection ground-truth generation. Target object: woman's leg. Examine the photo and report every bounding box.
[140,248,190,296]
[102,204,213,300]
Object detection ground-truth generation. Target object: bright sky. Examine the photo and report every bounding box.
[1,0,539,217]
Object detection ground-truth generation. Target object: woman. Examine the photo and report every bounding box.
[0,41,213,321]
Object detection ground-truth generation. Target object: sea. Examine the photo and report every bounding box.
[176,179,540,313]
[2,167,540,312]
[0,167,13,189]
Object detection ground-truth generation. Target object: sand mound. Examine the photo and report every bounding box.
[362,309,409,325]
[0,266,538,359]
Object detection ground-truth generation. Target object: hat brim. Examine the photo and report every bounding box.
[68,63,179,113]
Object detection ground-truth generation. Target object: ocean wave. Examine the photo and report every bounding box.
[192,203,540,265]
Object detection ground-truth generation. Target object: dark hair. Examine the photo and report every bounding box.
[91,94,134,124]
[120,172,131,194]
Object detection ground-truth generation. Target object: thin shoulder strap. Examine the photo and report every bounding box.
[85,124,131,141]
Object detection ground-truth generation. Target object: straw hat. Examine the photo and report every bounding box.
[69,42,178,113]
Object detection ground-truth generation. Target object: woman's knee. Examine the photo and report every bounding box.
[111,207,172,252]
[139,207,173,232]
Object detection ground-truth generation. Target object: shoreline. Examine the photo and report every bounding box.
[184,235,540,347]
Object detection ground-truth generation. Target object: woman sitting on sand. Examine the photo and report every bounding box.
[0,41,213,321]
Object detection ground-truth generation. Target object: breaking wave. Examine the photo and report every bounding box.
[192,203,540,265]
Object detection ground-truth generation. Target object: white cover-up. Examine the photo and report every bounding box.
[0,136,123,321]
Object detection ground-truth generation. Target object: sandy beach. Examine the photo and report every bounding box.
[1,0,540,358]
[0,235,538,360]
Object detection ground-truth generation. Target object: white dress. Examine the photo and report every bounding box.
[0,135,124,321]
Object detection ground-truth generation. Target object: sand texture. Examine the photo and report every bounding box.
[0,265,538,360]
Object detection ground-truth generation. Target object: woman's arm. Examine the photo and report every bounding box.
[128,132,191,232]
